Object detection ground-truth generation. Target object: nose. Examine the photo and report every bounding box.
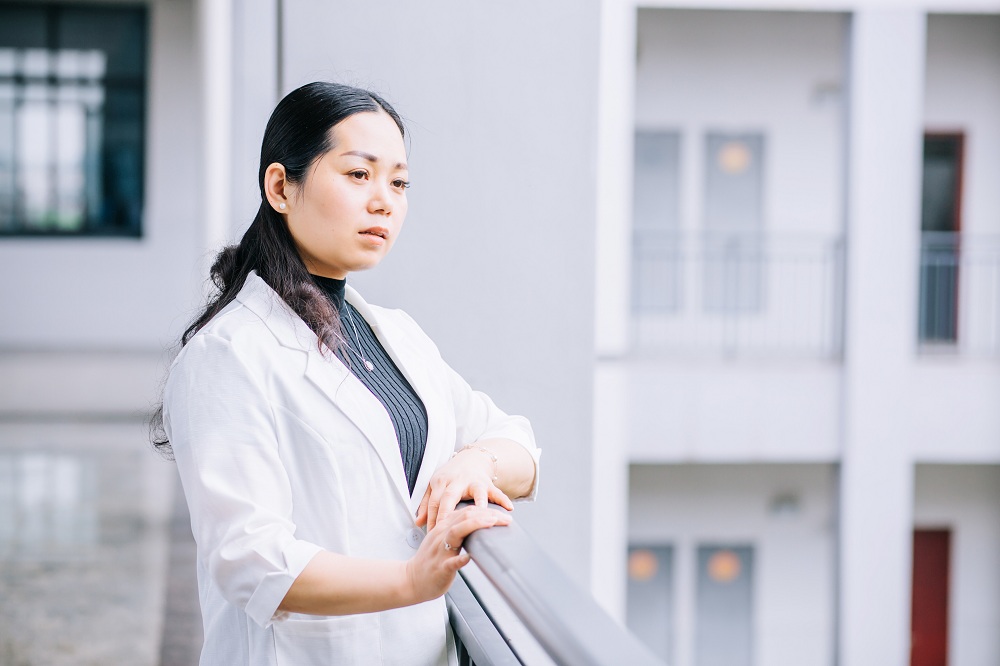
[367,181,393,216]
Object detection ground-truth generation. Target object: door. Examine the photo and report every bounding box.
[919,133,964,343]
[911,529,950,666]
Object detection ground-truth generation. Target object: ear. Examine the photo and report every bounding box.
[263,162,291,213]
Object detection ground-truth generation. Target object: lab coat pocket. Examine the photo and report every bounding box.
[272,614,381,665]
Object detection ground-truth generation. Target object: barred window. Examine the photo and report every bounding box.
[0,4,147,236]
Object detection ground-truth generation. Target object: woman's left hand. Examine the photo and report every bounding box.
[416,448,514,531]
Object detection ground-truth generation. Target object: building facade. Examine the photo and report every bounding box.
[594,2,1000,665]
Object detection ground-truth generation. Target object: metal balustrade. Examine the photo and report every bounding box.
[919,232,1000,356]
[631,231,845,359]
[446,503,663,666]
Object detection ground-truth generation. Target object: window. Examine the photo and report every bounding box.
[695,544,753,666]
[632,130,682,315]
[626,544,675,663]
[0,3,147,236]
[703,133,765,314]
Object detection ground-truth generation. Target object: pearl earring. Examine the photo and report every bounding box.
[279,203,286,210]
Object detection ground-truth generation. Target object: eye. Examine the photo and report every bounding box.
[348,169,368,180]
[392,178,411,190]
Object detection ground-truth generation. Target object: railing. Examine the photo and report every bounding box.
[919,232,1000,356]
[446,504,663,666]
[631,231,844,358]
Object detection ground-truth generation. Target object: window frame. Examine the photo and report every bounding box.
[0,2,149,239]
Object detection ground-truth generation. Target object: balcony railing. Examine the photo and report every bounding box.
[631,231,844,359]
[447,503,663,666]
[919,232,1000,356]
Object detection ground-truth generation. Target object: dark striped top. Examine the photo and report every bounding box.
[312,275,429,495]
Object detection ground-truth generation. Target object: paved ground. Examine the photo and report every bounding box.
[159,478,203,666]
[0,421,202,666]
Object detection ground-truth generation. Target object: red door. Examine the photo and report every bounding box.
[911,529,951,666]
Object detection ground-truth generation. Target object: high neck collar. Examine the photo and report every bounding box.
[312,274,347,309]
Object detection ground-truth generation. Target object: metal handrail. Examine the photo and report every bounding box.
[448,504,664,666]
[447,571,524,666]
[630,230,845,358]
[918,231,1000,354]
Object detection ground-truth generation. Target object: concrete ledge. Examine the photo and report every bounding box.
[597,358,842,462]
[0,350,170,418]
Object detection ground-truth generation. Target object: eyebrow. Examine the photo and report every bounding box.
[341,150,408,170]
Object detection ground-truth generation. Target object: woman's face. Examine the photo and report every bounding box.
[284,110,409,279]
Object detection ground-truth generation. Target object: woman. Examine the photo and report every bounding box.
[154,82,540,665]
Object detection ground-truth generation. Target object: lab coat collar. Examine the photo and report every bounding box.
[234,271,432,515]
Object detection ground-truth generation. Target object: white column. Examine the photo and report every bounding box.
[230,0,280,237]
[591,0,637,622]
[595,0,637,357]
[199,0,233,255]
[591,364,629,620]
[840,8,925,666]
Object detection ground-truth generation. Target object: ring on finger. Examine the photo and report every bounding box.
[444,542,453,551]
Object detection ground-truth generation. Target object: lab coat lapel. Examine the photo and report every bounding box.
[302,348,413,511]
[237,273,412,512]
[345,288,451,515]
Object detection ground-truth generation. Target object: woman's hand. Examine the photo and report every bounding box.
[279,505,510,616]
[416,447,514,532]
[405,505,511,604]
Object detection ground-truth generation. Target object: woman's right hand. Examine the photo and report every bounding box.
[404,505,510,604]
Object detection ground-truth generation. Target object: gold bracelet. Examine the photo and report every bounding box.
[451,444,499,482]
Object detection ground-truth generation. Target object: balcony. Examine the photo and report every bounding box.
[918,231,1000,356]
[631,231,844,360]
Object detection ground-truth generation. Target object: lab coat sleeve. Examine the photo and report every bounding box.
[163,332,323,628]
[397,310,541,501]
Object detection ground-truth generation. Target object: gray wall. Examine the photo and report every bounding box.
[273,0,601,581]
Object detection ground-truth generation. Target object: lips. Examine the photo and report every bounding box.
[359,226,389,240]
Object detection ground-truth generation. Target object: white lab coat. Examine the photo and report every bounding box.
[163,271,539,666]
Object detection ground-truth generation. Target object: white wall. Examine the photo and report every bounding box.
[635,9,847,237]
[629,463,837,666]
[601,360,841,462]
[0,0,203,417]
[907,362,1000,461]
[273,0,601,584]
[914,464,1000,666]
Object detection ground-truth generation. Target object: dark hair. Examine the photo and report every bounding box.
[150,82,405,457]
